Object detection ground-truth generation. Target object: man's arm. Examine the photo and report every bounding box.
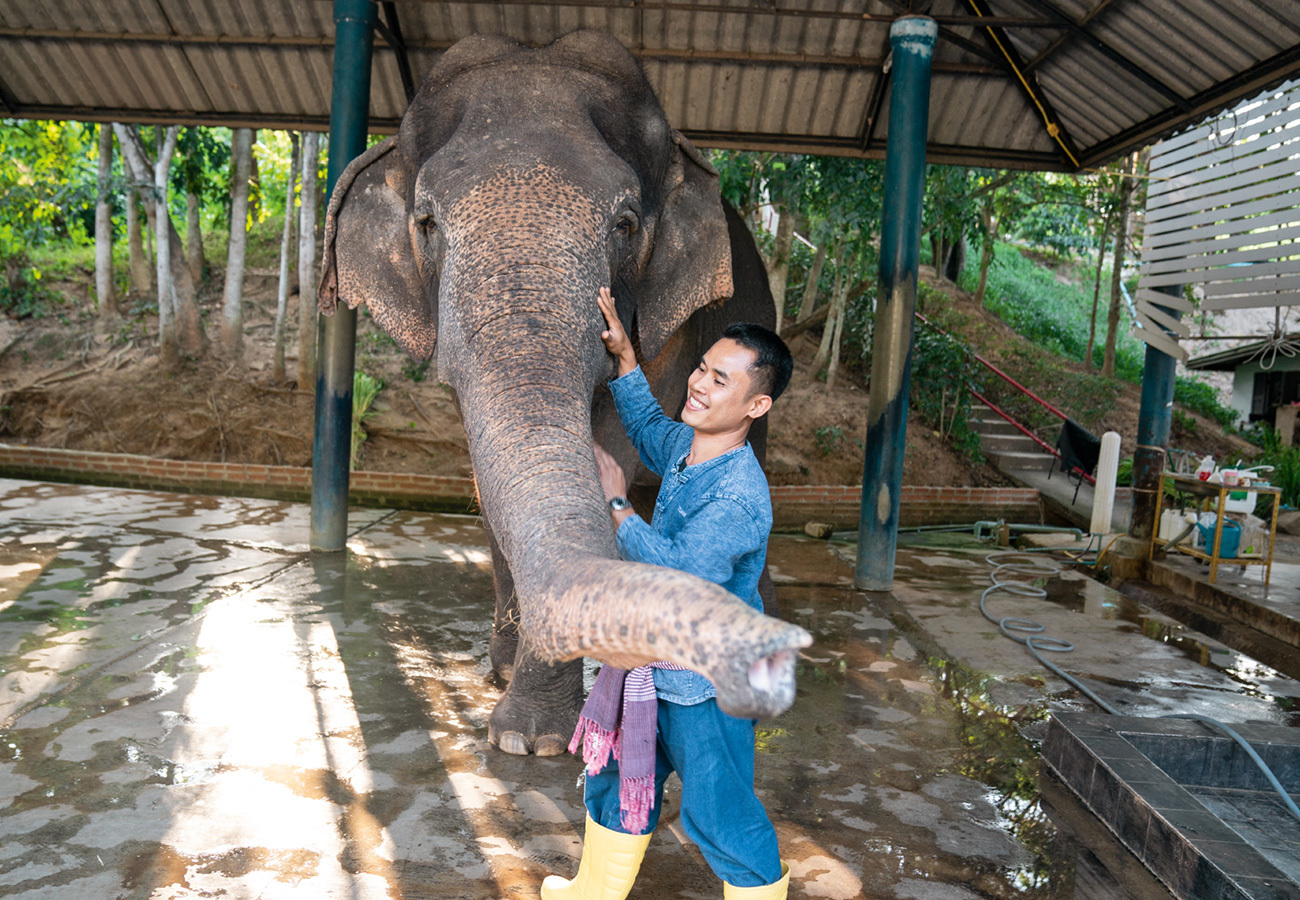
[616,499,764,586]
[597,287,688,475]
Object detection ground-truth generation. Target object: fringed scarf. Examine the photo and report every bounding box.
[567,661,687,834]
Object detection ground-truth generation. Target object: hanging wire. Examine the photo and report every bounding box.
[1242,307,1300,371]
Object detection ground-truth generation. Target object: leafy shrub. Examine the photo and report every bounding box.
[351,371,384,469]
[1173,376,1237,428]
[814,424,845,456]
[908,321,984,463]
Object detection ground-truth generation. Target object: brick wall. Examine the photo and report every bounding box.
[0,443,1042,528]
[769,484,1042,530]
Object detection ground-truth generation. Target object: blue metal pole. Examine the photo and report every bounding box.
[855,16,938,592]
[310,0,376,552]
[1129,284,1183,542]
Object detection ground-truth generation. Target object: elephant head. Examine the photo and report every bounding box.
[320,30,810,718]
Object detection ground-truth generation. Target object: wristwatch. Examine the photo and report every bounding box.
[608,497,632,512]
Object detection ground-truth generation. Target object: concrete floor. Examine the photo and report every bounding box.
[1,478,1297,899]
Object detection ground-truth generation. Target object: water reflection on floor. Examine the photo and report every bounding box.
[1,479,1296,898]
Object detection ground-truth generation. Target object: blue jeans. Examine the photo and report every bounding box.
[583,699,782,888]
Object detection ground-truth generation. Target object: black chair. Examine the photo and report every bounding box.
[1050,418,1101,503]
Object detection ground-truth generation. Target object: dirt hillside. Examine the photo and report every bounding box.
[0,260,1247,486]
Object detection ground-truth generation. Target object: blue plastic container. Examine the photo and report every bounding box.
[1196,518,1241,559]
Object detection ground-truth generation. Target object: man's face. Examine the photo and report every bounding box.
[682,338,769,435]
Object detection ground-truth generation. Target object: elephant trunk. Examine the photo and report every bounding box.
[444,275,810,719]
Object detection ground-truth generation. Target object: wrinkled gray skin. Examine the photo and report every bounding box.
[320,30,812,756]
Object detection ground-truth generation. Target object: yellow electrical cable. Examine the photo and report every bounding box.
[968,4,1081,169]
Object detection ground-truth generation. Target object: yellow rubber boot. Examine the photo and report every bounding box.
[723,861,791,900]
[541,815,652,900]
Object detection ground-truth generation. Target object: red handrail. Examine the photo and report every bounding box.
[916,311,1070,422]
[969,389,1097,486]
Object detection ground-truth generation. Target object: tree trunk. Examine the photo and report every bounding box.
[273,133,301,383]
[808,240,846,381]
[974,204,996,306]
[222,128,255,357]
[824,280,849,393]
[248,142,262,223]
[943,231,966,282]
[154,127,181,368]
[766,206,795,333]
[1102,155,1135,379]
[1085,215,1113,372]
[115,124,205,361]
[125,161,151,296]
[796,239,828,323]
[186,191,206,286]
[95,124,115,318]
[297,131,321,390]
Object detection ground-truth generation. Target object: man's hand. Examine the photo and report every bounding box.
[597,287,637,378]
[594,443,635,528]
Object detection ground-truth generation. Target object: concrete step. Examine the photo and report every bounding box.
[987,449,1057,472]
[969,417,1023,437]
[979,433,1043,454]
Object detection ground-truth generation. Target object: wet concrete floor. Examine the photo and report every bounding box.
[0,478,1296,899]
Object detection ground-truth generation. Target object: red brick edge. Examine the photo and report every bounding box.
[0,443,1042,529]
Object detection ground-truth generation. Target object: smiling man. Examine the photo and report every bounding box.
[541,286,793,900]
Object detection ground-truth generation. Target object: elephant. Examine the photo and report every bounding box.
[319,29,812,756]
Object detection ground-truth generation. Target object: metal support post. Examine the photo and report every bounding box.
[855,16,938,592]
[310,0,376,552]
[1129,284,1184,544]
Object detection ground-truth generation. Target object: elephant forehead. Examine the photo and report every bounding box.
[442,164,628,236]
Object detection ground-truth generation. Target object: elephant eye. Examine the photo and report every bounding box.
[416,212,438,234]
[613,212,638,238]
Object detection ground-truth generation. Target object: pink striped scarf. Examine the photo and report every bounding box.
[567,661,687,834]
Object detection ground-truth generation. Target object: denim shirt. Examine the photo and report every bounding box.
[608,366,772,705]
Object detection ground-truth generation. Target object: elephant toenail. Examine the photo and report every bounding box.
[498,731,530,755]
[533,734,566,757]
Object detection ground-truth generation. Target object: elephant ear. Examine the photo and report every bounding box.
[319,136,436,362]
[635,130,734,361]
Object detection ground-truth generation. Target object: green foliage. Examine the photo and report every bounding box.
[1173,376,1237,428]
[813,425,845,457]
[908,318,984,463]
[1246,429,1300,508]
[0,120,99,295]
[960,243,1145,379]
[0,265,61,318]
[351,371,384,469]
[402,358,433,383]
[1171,409,1197,435]
[1116,457,1133,486]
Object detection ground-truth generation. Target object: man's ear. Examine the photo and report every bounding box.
[632,131,733,361]
[747,393,773,421]
[319,137,437,361]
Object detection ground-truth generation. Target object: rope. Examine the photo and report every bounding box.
[979,550,1300,825]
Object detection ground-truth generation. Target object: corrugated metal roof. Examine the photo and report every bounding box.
[1,0,1298,171]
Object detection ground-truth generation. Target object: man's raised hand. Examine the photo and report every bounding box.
[597,287,637,378]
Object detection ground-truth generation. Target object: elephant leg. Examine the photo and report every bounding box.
[484,524,585,757]
[489,638,584,757]
[486,525,521,681]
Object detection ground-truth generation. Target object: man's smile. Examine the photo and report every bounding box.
[685,395,707,411]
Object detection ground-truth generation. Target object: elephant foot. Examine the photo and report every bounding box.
[487,658,583,757]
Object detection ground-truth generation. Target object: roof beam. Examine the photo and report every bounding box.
[0,30,1004,74]
[1013,0,1189,111]
[1080,43,1300,167]
[958,0,1083,168]
[376,2,417,104]
[1023,0,1120,74]
[857,31,895,151]
[384,0,1065,28]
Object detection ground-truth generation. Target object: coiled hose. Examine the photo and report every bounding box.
[980,550,1300,825]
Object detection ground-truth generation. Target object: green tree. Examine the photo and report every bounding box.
[0,120,97,313]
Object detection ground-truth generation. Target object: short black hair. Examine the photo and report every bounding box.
[722,322,793,401]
